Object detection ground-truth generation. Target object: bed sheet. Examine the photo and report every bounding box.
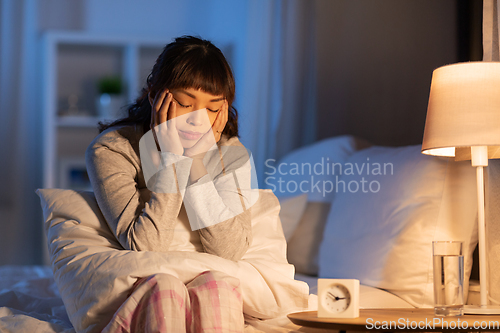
[0,265,74,332]
[0,265,332,333]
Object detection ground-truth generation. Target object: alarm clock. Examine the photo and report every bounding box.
[318,279,360,318]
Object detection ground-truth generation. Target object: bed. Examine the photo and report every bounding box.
[0,135,482,332]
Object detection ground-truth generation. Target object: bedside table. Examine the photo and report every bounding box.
[288,308,500,332]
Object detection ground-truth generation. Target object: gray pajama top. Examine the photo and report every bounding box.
[85,124,254,261]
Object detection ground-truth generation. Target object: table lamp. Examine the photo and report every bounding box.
[422,61,500,314]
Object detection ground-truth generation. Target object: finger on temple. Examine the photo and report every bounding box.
[159,92,171,124]
[153,90,165,110]
[166,99,177,129]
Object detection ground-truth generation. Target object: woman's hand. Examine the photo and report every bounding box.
[184,101,228,159]
[149,90,184,156]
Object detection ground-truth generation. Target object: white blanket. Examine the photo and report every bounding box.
[37,188,310,333]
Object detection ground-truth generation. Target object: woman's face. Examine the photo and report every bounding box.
[170,88,225,148]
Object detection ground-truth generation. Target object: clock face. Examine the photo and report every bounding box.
[322,284,351,313]
[318,279,359,318]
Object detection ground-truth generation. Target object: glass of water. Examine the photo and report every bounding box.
[433,241,464,316]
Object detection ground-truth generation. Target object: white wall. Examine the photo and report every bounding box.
[315,0,459,146]
[82,0,249,99]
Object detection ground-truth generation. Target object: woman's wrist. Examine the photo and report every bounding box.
[189,157,207,182]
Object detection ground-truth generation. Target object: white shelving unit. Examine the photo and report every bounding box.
[42,32,170,189]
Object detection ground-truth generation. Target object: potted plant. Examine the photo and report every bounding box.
[96,76,125,119]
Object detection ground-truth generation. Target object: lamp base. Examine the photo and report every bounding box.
[463,305,500,315]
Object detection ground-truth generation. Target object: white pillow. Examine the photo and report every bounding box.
[265,135,370,202]
[36,189,309,333]
[268,135,370,275]
[278,194,308,241]
[286,202,331,275]
[318,145,478,307]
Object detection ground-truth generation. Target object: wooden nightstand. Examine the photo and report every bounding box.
[288,308,500,332]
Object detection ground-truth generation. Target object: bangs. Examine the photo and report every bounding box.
[104,36,239,137]
[167,48,234,102]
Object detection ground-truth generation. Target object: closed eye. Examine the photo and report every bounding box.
[173,97,219,112]
[174,99,191,108]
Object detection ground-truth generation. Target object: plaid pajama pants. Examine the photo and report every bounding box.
[102,270,244,333]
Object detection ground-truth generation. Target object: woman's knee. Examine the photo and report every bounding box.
[188,270,241,292]
[144,273,187,293]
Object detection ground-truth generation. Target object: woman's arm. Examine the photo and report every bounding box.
[86,136,190,252]
[183,144,257,261]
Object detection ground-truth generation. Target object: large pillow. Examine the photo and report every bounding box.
[267,135,370,276]
[287,202,332,275]
[318,145,478,307]
[278,193,308,241]
[265,135,370,202]
[36,189,309,333]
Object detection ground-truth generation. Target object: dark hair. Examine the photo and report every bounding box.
[98,36,238,138]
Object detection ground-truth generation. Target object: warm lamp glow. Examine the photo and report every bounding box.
[421,147,455,157]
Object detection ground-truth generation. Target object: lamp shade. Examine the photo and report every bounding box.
[422,62,500,160]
